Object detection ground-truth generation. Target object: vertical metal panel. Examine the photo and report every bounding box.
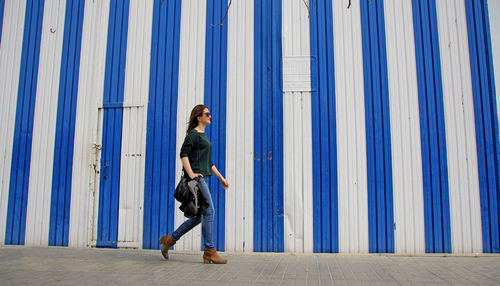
[226,0,254,252]
[490,0,500,129]
[0,0,26,245]
[360,0,394,253]
[310,0,338,253]
[332,0,369,254]
[204,0,228,251]
[23,0,65,247]
[465,0,499,253]
[384,0,425,254]
[282,0,313,253]
[412,0,452,253]
[6,0,45,245]
[96,0,130,248]
[117,0,153,249]
[173,0,205,252]
[254,0,284,252]
[487,0,500,251]
[48,0,85,247]
[143,0,181,250]
[436,0,482,253]
[0,0,4,43]
[69,0,110,248]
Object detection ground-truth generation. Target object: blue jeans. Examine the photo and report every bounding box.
[172,177,215,249]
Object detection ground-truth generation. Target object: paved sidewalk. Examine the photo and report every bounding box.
[1,246,500,285]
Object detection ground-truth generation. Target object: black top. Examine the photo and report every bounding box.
[180,129,214,176]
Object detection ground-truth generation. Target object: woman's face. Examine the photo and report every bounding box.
[198,108,211,125]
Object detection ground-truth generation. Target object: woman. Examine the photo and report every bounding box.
[158,104,230,264]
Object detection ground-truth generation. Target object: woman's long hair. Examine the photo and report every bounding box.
[187,104,208,134]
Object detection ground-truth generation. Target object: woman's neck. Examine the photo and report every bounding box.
[195,124,206,133]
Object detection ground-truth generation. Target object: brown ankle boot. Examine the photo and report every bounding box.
[158,234,176,260]
[203,248,227,264]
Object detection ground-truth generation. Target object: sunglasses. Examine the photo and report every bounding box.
[203,112,211,118]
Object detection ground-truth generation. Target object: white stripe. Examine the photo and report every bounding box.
[489,0,500,130]
[225,0,254,252]
[332,0,369,253]
[174,0,207,251]
[384,0,425,254]
[25,0,66,247]
[0,0,27,245]
[68,0,110,247]
[281,0,313,253]
[436,0,482,253]
[117,0,153,249]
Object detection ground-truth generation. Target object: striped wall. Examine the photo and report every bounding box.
[69,0,110,248]
[361,0,395,253]
[204,0,229,251]
[466,0,500,253]
[487,0,500,254]
[385,0,425,254]
[253,0,284,252]
[117,0,153,249]
[282,0,314,253]
[225,0,254,253]
[0,0,499,254]
[310,0,339,254]
[0,0,4,43]
[6,0,45,245]
[173,0,206,252]
[25,0,67,247]
[0,0,27,245]
[437,0,482,254]
[143,0,181,250]
[332,0,369,254]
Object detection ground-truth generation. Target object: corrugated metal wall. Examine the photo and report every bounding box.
[174,0,206,251]
[118,0,153,248]
[282,0,314,253]
[5,0,45,245]
[253,0,284,252]
[465,0,500,253]
[225,0,254,253]
[1,0,500,254]
[332,0,369,253]
[487,0,500,254]
[25,0,66,247]
[384,0,426,254]
[69,0,110,247]
[143,0,181,250]
[436,0,482,253]
[204,0,229,251]
[0,0,26,246]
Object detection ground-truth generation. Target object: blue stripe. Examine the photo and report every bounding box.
[97,0,130,248]
[5,0,45,245]
[360,0,394,253]
[0,0,5,44]
[143,0,182,250]
[464,0,500,253]
[48,0,85,247]
[309,0,338,253]
[254,0,284,252]
[411,0,451,253]
[203,0,228,251]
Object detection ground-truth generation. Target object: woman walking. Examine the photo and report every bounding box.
[158,104,230,264]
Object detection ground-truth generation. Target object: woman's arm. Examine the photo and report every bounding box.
[211,165,229,190]
[181,157,203,179]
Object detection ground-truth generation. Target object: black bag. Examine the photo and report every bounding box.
[174,176,207,218]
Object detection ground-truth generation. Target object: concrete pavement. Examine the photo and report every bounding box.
[1,246,500,285]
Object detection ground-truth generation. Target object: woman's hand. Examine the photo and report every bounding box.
[219,177,229,190]
[189,173,203,180]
